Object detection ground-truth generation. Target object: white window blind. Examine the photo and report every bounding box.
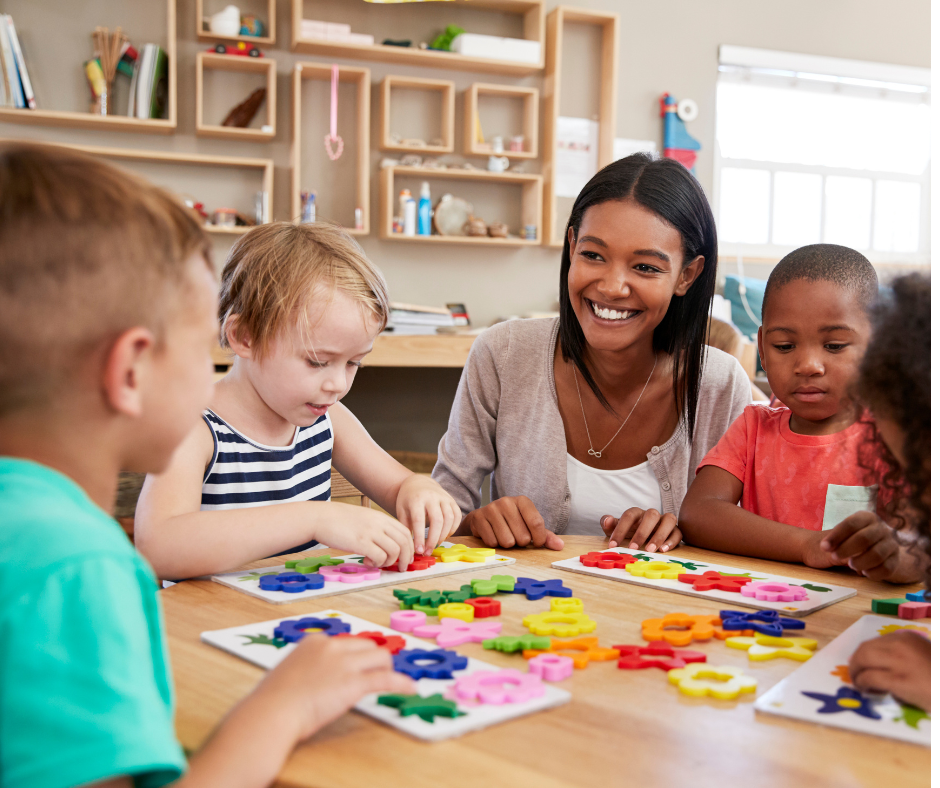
[714,46,930,264]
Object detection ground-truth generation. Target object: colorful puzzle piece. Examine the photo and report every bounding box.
[522,611,597,637]
[383,555,438,572]
[319,564,382,583]
[482,634,551,653]
[377,692,466,722]
[641,613,723,646]
[667,664,758,700]
[719,609,806,638]
[724,634,818,661]
[284,555,344,573]
[802,687,881,720]
[677,571,750,593]
[257,571,325,592]
[831,664,852,684]
[390,610,427,632]
[550,597,584,614]
[878,624,930,638]
[392,648,468,679]
[626,560,683,580]
[273,617,351,642]
[393,588,471,610]
[740,582,809,602]
[906,589,929,603]
[412,617,503,647]
[522,637,619,668]
[871,597,909,615]
[579,551,637,569]
[466,597,501,618]
[432,544,496,563]
[437,602,475,622]
[614,643,707,671]
[469,575,517,596]
[899,602,931,619]
[334,630,406,654]
[528,653,575,681]
[453,669,545,705]
[511,577,573,601]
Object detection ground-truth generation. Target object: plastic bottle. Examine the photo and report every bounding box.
[402,192,417,236]
[417,181,431,236]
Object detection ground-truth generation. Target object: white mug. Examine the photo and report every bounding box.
[487,155,510,173]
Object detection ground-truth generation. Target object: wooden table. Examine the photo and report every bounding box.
[163,537,930,788]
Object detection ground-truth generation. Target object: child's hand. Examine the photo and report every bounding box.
[462,496,565,551]
[820,511,915,582]
[259,634,416,741]
[315,506,415,570]
[395,474,462,556]
[601,509,681,553]
[800,530,851,570]
[849,630,931,711]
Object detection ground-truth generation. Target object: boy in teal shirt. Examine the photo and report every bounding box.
[0,144,413,788]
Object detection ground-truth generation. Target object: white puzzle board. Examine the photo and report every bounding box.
[201,610,571,741]
[211,542,516,604]
[551,547,855,616]
[755,615,930,745]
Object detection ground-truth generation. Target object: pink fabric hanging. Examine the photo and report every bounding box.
[324,64,344,160]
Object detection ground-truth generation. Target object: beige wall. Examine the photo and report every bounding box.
[2,0,929,453]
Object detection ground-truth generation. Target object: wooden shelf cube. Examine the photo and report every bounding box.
[197,0,275,45]
[464,82,539,160]
[379,76,455,154]
[196,52,276,142]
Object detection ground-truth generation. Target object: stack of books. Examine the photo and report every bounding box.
[386,303,457,335]
[0,14,35,109]
[128,43,168,119]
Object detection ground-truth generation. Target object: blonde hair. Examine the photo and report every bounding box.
[218,221,389,357]
[0,143,211,415]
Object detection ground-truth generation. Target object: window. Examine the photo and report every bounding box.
[714,46,930,264]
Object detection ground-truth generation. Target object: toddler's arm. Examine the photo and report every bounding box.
[679,465,842,568]
[135,419,414,579]
[329,403,461,555]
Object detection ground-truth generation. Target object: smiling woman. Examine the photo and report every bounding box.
[433,154,752,551]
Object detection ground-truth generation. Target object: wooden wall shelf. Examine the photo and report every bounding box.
[379,75,455,154]
[197,0,276,45]
[196,52,277,141]
[543,6,619,247]
[290,0,545,76]
[464,82,539,159]
[379,165,542,246]
[291,62,370,234]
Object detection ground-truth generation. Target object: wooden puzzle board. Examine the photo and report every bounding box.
[755,615,931,745]
[201,610,571,741]
[551,547,855,616]
[211,543,516,604]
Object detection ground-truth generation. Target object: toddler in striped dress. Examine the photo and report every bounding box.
[136,222,461,579]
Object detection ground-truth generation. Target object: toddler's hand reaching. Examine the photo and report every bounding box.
[849,630,931,711]
[315,506,415,570]
[395,474,462,556]
[601,508,681,553]
[820,511,919,582]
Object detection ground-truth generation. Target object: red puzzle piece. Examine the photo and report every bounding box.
[579,552,638,569]
[613,642,707,671]
[384,555,438,573]
[677,570,750,593]
[466,597,501,618]
[335,631,406,654]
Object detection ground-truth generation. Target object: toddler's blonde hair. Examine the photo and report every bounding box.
[219,222,389,357]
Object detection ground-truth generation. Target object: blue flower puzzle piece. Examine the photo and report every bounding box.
[906,589,929,603]
[802,687,881,720]
[719,609,805,638]
[392,648,468,680]
[510,577,573,601]
[259,572,325,593]
[273,617,351,642]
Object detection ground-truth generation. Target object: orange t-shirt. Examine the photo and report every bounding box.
[697,404,874,531]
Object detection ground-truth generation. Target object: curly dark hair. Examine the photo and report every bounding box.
[857,274,930,581]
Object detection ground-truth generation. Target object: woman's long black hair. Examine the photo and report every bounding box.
[559,153,718,442]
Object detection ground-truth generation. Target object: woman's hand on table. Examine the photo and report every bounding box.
[601,508,681,552]
[849,630,931,712]
[462,496,565,550]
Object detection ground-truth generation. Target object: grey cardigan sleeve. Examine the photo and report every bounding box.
[431,328,505,516]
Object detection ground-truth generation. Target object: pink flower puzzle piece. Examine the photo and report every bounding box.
[412,617,502,647]
[528,653,575,681]
[318,564,382,583]
[453,669,545,705]
[389,610,427,632]
[740,581,808,603]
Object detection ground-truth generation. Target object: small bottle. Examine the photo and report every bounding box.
[301,191,316,223]
[403,193,417,236]
[354,207,364,231]
[398,189,412,221]
[417,181,431,236]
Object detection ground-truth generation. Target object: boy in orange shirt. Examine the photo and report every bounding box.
[680,244,920,581]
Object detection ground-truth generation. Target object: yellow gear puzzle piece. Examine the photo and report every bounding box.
[550,597,584,613]
[724,634,818,661]
[667,664,758,700]
[432,544,496,563]
[626,560,682,580]
[522,611,597,637]
[436,602,475,622]
[522,636,619,668]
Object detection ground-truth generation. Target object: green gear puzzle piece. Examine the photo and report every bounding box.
[377,693,465,723]
[471,575,517,596]
[285,556,345,573]
[482,634,552,653]
[894,703,930,730]
[393,588,424,608]
[442,588,472,604]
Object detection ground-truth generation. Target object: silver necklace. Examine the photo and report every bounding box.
[572,355,658,458]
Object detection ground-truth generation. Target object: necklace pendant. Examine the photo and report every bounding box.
[588,448,602,458]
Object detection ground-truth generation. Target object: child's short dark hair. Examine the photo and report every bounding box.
[762,244,878,315]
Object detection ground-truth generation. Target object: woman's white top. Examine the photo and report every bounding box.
[564,453,664,535]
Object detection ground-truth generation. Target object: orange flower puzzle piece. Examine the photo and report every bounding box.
[522,637,620,668]
[641,613,724,646]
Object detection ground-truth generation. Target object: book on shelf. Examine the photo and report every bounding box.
[0,16,23,109]
[134,44,168,120]
[4,15,35,109]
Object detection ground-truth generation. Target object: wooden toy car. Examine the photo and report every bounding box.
[210,42,262,57]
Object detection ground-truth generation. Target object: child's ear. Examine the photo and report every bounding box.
[674,255,705,296]
[756,326,766,370]
[102,327,155,418]
[223,315,253,359]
